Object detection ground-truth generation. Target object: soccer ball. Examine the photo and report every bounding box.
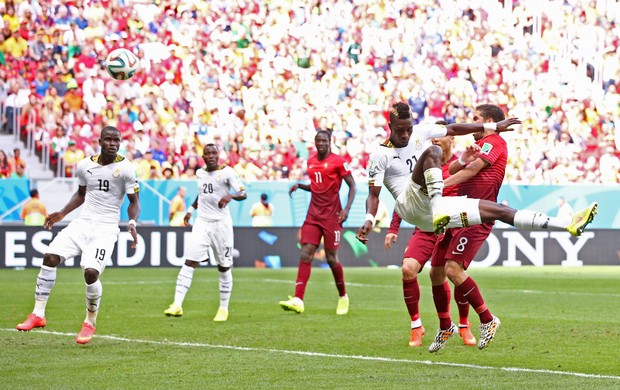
[105,48,139,80]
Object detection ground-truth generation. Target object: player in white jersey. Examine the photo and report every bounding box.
[17,126,140,344]
[356,102,597,250]
[164,143,247,322]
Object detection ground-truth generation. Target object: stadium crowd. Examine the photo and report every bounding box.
[0,0,618,183]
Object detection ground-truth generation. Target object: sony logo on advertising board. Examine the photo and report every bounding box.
[0,227,613,268]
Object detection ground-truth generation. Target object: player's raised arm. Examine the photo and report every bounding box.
[444,118,521,137]
[44,185,87,229]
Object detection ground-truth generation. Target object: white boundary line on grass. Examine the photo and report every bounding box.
[2,328,619,381]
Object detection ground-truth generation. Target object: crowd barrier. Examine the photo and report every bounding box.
[1,226,618,268]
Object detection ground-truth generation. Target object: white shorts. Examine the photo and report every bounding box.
[395,180,482,232]
[47,219,120,274]
[184,216,234,268]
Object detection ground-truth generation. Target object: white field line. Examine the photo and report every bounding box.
[101,278,620,298]
[1,328,619,381]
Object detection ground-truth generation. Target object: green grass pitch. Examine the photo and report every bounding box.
[1,266,619,388]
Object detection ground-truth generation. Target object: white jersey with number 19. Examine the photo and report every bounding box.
[76,155,139,226]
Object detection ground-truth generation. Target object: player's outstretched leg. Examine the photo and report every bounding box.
[567,202,598,236]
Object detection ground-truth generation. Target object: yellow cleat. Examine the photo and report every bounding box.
[408,325,425,347]
[164,304,183,317]
[459,325,476,346]
[433,214,450,235]
[279,296,304,314]
[567,202,598,236]
[213,307,229,322]
[336,295,349,315]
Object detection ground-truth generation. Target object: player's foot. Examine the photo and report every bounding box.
[458,325,476,346]
[336,295,349,315]
[433,214,450,235]
[76,322,96,344]
[567,202,598,236]
[279,296,304,314]
[478,316,501,349]
[428,323,457,353]
[164,304,183,317]
[16,313,46,331]
[408,325,425,347]
[213,307,229,322]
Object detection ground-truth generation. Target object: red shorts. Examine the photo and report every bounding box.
[403,228,437,267]
[300,217,342,250]
[432,223,494,269]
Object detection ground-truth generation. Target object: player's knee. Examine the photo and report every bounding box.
[325,250,338,266]
[42,253,60,267]
[184,260,199,268]
[83,268,99,284]
[217,265,230,272]
[402,258,420,279]
[444,261,463,281]
[429,266,446,285]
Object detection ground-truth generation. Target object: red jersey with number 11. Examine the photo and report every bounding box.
[306,153,351,220]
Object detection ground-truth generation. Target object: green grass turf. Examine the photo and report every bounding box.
[1,267,619,389]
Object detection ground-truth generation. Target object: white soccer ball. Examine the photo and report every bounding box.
[105,48,139,80]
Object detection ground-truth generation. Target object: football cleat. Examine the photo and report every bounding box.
[433,214,450,235]
[336,295,349,315]
[16,313,46,331]
[428,323,457,353]
[164,304,183,317]
[459,325,476,346]
[478,316,501,349]
[408,325,425,347]
[76,322,96,344]
[567,202,598,236]
[213,307,229,322]
[279,296,304,314]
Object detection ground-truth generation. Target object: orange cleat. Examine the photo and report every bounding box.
[459,325,476,346]
[408,325,425,347]
[16,313,46,331]
[76,322,96,344]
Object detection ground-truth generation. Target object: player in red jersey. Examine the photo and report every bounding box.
[279,130,356,315]
[428,104,509,352]
[385,128,475,347]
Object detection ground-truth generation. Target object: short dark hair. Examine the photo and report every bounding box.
[30,189,39,197]
[260,193,268,201]
[475,104,505,122]
[389,102,412,122]
[315,130,331,140]
[204,143,218,151]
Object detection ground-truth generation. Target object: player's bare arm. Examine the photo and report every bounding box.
[444,158,489,187]
[126,192,140,249]
[184,196,198,227]
[288,182,311,197]
[384,211,402,250]
[445,118,521,137]
[218,190,247,208]
[356,185,381,244]
[44,185,86,229]
[338,174,356,223]
[448,144,481,174]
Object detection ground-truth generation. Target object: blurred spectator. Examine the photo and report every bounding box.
[556,197,574,221]
[169,185,187,226]
[20,189,47,226]
[249,193,274,227]
[64,140,85,177]
[9,148,26,172]
[0,149,12,178]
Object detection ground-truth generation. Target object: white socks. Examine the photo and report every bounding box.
[33,265,57,318]
[85,280,102,326]
[513,210,570,230]
[411,319,422,329]
[218,269,233,310]
[173,264,195,307]
[424,168,444,214]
